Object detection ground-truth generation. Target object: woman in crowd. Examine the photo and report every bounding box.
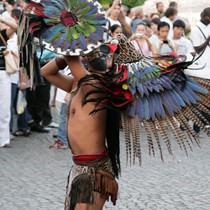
[130,22,157,56]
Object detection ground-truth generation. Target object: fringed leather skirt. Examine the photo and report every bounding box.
[64,152,118,210]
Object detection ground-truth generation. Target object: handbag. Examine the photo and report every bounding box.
[0,32,19,74]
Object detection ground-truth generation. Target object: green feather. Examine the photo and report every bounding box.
[69,26,78,39]
[66,28,72,43]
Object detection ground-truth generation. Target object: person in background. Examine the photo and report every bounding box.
[107,0,121,27]
[125,8,135,26]
[49,67,70,149]
[190,7,210,70]
[27,48,59,133]
[156,1,164,18]
[130,22,157,56]
[161,7,178,39]
[9,9,21,139]
[11,8,31,137]
[169,1,191,35]
[172,19,194,56]
[110,24,122,37]
[188,8,210,129]
[143,19,152,39]
[150,12,161,20]
[118,11,132,38]
[0,15,17,148]
[149,18,161,44]
[152,21,177,55]
[131,6,144,32]
[2,0,14,19]
[120,4,128,17]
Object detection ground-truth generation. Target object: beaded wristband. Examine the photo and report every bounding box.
[55,56,67,70]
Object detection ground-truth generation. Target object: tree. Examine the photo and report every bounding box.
[122,0,145,8]
[99,0,145,9]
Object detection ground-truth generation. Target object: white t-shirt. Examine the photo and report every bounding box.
[172,36,194,56]
[108,18,121,27]
[7,33,19,85]
[186,21,210,79]
[149,34,159,45]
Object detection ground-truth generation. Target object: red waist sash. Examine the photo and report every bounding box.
[73,149,108,163]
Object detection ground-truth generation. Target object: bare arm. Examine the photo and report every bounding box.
[106,0,119,17]
[41,56,74,92]
[64,56,89,82]
[146,38,157,56]
[0,17,18,37]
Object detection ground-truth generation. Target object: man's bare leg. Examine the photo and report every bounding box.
[75,192,106,210]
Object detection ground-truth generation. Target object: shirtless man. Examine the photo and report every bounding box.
[41,52,119,210]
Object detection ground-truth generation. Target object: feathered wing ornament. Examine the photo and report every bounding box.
[79,34,210,165]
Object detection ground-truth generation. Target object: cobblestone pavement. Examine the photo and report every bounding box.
[1,108,210,210]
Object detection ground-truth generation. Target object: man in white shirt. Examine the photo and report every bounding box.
[172,19,194,56]
[161,7,177,39]
[188,7,210,80]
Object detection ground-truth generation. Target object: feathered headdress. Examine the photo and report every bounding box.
[22,0,108,55]
[18,0,108,88]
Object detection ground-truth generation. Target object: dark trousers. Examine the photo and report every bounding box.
[26,78,52,125]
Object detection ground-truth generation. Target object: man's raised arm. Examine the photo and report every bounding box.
[41,56,74,92]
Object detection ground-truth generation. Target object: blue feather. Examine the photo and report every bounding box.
[136,98,144,121]
[160,93,175,116]
[143,97,150,120]
[137,83,144,97]
[78,34,87,50]
[127,104,136,117]
[154,94,165,119]
[53,33,66,48]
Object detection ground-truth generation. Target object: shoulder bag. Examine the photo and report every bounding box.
[0,32,19,74]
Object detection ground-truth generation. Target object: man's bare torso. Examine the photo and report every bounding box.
[67,84,107,155]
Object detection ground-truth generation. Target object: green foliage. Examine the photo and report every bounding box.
[122,0,145,8]
[98,0,112,8]
[98,0,145,9]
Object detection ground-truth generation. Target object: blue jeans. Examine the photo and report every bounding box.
[10,83,18,132]
[57,103,67,145]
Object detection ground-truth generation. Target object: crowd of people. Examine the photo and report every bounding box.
[0,0,61,148]
[0,0,210,149]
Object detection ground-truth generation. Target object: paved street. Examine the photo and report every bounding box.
[1,107,210,210]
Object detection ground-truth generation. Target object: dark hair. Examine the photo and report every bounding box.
[6,0,15,6]
[151,18,161,25]
[136,22,147,28]
[106,109,121,178]
[127,8,131,16]
[110,2,121,7]
[143,19,151,28]
[201,7,210,18]
[11,8,21,19]
[169,1,178,8]
[158,21,170,30]
[156,2,163,8]
[150,12,161,19]
[110,24,121,34]
[164,7,177,18]
[173,19,185,29]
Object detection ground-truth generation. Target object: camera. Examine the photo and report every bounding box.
[136,33,144,38]
[163,40,169,44]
